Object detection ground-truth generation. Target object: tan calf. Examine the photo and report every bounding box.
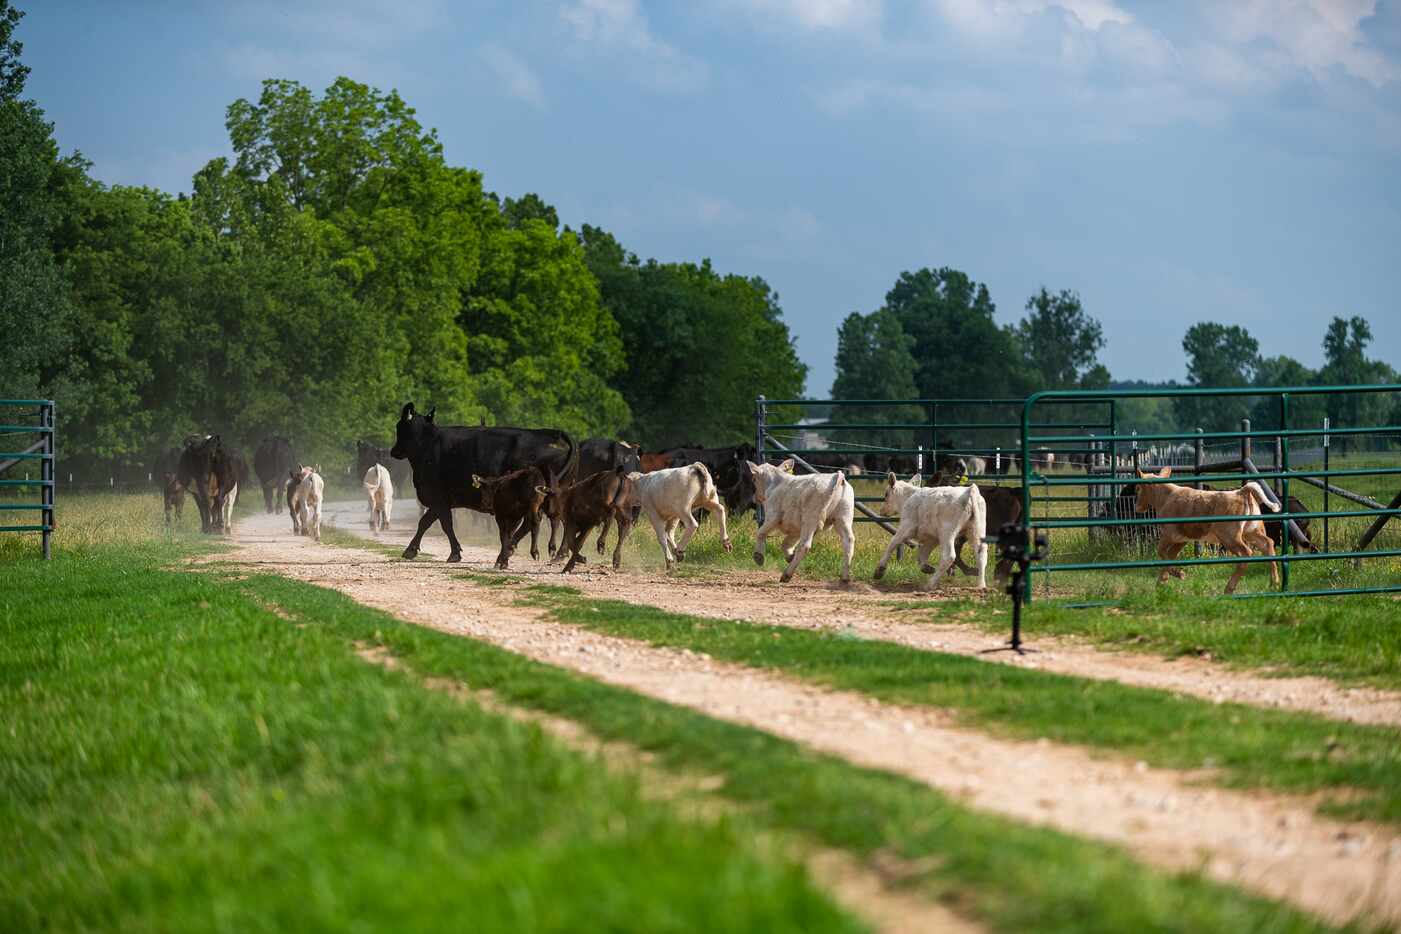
[1135,467,1281,594]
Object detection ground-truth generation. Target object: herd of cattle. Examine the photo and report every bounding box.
[148,404,1311,593]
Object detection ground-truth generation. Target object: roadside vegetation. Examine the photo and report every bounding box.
[507,582,1401,825]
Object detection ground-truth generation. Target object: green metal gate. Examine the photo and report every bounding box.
[1019,385,1401,601]
[1,400,56,559]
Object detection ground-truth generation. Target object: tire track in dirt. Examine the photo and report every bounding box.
[319,500,1401,729]
[207,509,1401,928]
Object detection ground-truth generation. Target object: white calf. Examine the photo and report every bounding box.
[295,465,325,543]
[747,459,855,583]
[873,472,987,590]
[362,463,394,532]
[628,463,733,569]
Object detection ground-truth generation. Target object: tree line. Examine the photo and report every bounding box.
[830,274,1399,443]
[2,2,804,476]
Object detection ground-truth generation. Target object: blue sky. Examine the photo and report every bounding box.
[19,0,1401,395]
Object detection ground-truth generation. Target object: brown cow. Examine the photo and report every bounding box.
[1135,467,1281,594]
[545,467,636,572]
[162,472,184,526]
[471,466,548,570]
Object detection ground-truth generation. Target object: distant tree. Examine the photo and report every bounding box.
[882,267,1032,401]
[1174,323,1261,432]
[1250,355,1323,431]
[1015,288,1109,390]
[1317,316,1394,441]
[829,309,920,452]
[501,192,559,230]
[580,224,806,447]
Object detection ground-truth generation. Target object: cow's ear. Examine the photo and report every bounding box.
[471,474,482,487]
[1159,466,1172,478]
[779,458,795,473]
[886,470,896,485]
[535,485,550,497]
[401,402,415,420]
[911,473,922,487]
[1136,469,1150,480]
[746,461,760,478]
[425,406,436,422]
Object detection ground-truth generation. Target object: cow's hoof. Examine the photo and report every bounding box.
[574,555,588,565]
[753,552,765,566]
[779,572,793,584]
[919,564,936,574]
[530,550,540,561]
[402,547,419,560]
[873,565,886,580]
[612,559,622,570]
[674,550,685,563]
[721,538,733,553]
[446,552,462,563]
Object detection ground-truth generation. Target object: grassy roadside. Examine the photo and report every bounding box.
[234,571,1339,934]
[1,521,860,931]
[504,582,1401,826]
[892,589,1401,690]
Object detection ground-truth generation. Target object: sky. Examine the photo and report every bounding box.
[17,0,1401,396]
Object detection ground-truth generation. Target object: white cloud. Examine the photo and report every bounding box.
[1206,0,1399,87]
[479,44,548,110]
[560,0,709,92]
[929,0,1132,41]
[740,0,883,31]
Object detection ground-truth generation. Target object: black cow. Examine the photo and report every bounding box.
[1267,495,1317,553]
[390,402,578,562]
[356,439,411,493]
[253,436,295,514]
[578,437,641,477]
[177,435,246,535]
[472,467,549,569]
[162,473,184,526]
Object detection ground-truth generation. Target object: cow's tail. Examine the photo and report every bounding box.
[822,470,848,519]
[963,483,985,533]
[560,431,579,483]
[690,462,718,501]
[1241,482,1279,513]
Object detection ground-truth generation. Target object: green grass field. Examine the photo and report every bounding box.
[1,501,859,933]
[5,492,1399,930]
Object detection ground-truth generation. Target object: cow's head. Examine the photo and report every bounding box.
[880,471,922,516]
[391,402,435,461]
[1134,467,1171,512]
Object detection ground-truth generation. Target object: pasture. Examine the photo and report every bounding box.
[5,478,1401,932]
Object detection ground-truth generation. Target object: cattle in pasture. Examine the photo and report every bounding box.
[1266,494,1316,553]
[162,473,184,526]
[287,470,306,535]
[627,463,733,570]
[292,465,325,543]
[356,440,411,496]
[390,402,578,562]
[657,443,759,516]
[747,459,855,584]
[177,435,245,535]
[924,470,1024,581]
[1134,467,1280,594]
[362,463,394,532]
[253,436,295,514]
[545,467,636,573]
[471,466,549,569]
[874,474,988,590]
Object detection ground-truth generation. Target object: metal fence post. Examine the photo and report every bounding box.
[754,395,766,526]
[1279,393,1291,592]
[1193,427,1204,557]
[42,401,54,561]
[1240,417,1251,463]
[1322,417,1330,552]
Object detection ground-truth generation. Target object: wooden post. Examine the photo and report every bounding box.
[1354,487,1401,554]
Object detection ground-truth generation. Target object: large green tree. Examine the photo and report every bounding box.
[828,309,920,452]
[1174,322,1262,431]
[0,0,72,397]
[1016,288,1109,390]
[580,224,806,447]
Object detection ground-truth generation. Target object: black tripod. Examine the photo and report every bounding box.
[981,521,1048,656]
